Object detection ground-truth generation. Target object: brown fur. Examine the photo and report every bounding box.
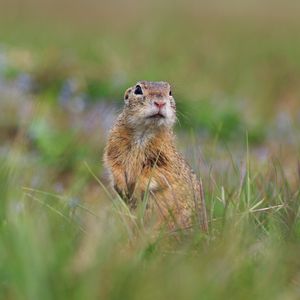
[103,81,208,232]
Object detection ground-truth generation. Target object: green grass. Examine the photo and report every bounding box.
[1,142,300,300]
[1,0,300,299]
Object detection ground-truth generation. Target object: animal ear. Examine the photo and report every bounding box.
[124,88,132,105]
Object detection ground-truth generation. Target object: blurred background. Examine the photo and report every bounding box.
[1,0,300,196]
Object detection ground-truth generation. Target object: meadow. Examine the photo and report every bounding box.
[1,1,300,299]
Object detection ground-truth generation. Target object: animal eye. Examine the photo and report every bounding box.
[169,90,172,96]
[134,85,143,95]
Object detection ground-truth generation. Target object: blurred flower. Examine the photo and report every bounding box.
[254,146,269,163]
[59,78,87,113]
[68,197,80,209]
[69,95,87,114]
[15,73,34,94]
[83,102,118,135]
[54,182,64,193]
[59,78,78,105]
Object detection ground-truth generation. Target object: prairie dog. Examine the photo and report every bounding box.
[103,81,208,232]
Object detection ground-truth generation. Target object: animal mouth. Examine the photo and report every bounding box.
[148,112,165,119]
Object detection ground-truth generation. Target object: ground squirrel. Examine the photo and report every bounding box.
[103,81,208,232]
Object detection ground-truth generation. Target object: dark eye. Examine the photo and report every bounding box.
[134,85,143,95]
[169,90,172,96]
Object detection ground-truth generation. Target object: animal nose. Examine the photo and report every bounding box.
[154,100,166,109]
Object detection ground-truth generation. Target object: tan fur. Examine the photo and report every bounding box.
[103,81,208,232]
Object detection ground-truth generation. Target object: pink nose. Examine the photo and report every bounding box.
[154,100,166,109]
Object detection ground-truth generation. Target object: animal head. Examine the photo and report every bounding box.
[123,81,176,131]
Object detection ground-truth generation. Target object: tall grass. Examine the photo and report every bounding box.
[1,141,300,300]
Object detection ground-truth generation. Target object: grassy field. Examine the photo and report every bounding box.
[1,1,300,299]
